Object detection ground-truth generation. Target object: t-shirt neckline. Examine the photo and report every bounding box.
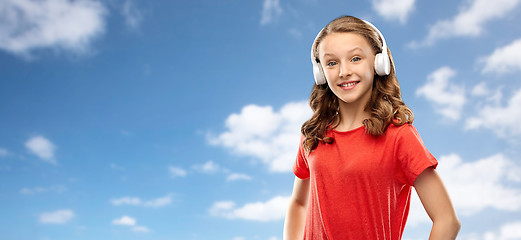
[330,124,365,134]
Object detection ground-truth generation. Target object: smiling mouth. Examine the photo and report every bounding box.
[339,81,360,87]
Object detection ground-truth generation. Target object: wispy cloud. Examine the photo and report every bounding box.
[371,0,415,23]
[416,67,465,121]
[470,82,503,114]
[466,87,521,138]
[192,160,220,174]
[169,166,187,177]
[191,161,254,182]
[111,194,173,208]
[0,0,107,58]
[39,209,74,224]
[260,0,282,25]
[20,185,66,195]
[112,215,150,232]
[110,163,125,171]
[208,101,311,172]
[120,130,134,137]
[0,148,8,157]
[288,28,303,39]
[226,173,252,182]
[25,136,57,164]
[209,196,290,221]
[131,225,151,233]
[410,0,521,47]
[170,160,251,182]
[143,194,173,208]
[480,38,521,74]
[121,0,143,30]
[111,197,142,206]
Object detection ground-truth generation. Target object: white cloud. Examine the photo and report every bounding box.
[439,153,521,214]
[208,101,311,172]
[471,82,503,106]
[210,201,235,214]
[39,209,74,224]
[481,38,521,74]
[408,153,521,226]
[416,67,466,121]
[466,88,521,137]
[169,166,187,177]
[121,0,143,29]
[410,0,521,47]
[209,196,290,222]
[132,225,150,232]
[25,136,57,164]
[371,0,415,23]
[112,215,136,226]
[143,194,173,208]
[260,0,282,25]
[20,185,66,195]
[471,82,489,97]
[226,173,253,182]
[111,197,142,206]
[490,221,521,240]
[462,221,521,240]
[112,215,151,232]
[111,194,173,208]
[192,160,220,174]
[0,0,107,58]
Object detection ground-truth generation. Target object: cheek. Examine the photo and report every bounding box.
[323,69,338,86]
[323,67,335,80]
[365,69,375,82]
[363,62,375,81]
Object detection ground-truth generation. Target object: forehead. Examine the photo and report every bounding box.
[318,32,375,57]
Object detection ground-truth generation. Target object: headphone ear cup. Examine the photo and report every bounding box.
[313,61,327,85]
[374,53,390,76]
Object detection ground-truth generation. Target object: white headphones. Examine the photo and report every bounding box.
[311,19,391,85]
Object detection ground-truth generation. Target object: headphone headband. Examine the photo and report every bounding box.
[362,20,390,76]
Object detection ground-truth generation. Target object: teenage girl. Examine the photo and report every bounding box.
[283,16,460,239]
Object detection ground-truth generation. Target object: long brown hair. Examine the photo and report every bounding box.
[301,16,413,153]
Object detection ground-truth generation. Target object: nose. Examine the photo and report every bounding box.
[339,63,352,78]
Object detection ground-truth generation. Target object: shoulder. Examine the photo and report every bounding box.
[384,123,426,146]
[385,123,416,137]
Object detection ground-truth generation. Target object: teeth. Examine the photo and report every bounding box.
[340,82,357,87]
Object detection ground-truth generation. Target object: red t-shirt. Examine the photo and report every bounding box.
[293,124,438,240]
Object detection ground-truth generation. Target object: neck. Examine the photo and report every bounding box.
[334,100,371,132]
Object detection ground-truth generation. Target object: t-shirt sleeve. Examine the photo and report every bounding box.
[394,124,438,186]
[293,135,310,179]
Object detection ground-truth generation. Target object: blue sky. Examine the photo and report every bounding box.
[1,0,521,239]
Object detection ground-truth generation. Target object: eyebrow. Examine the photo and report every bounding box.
[321,47,364,58]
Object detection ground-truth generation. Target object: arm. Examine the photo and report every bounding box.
[414,167,461,240]
[283,177,310,240]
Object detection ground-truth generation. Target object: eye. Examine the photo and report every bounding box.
[351,57,361,62]
[327,61,337,67]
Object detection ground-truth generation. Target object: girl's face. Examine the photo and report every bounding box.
[318,32,376,107]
